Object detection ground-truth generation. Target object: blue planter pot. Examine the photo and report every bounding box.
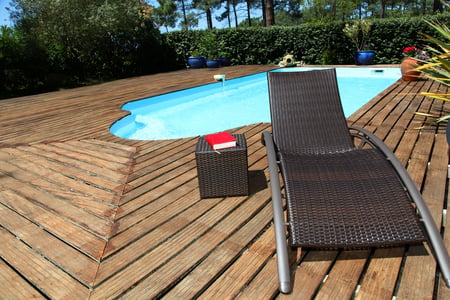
[219,57,231,66]
[206,60,220,68]
[187,56,205,69]
[354,50,375,65]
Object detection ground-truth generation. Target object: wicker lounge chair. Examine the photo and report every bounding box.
[262,68,450,293]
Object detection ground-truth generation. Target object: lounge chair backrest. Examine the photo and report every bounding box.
[267,69,355,154]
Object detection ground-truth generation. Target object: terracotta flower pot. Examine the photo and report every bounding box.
[401,57,421,81]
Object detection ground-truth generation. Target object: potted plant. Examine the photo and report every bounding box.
[400,46,428,81]
[218,40,231,66]
[343,20,375,65]
[199,31,221,68]
[187,50,205,69]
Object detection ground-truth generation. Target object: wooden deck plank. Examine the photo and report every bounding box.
[92,195,253,298]
[354,247,405,300]
[32,143,132,175]
[396,245,436,299]
[22,144,129,184]
[116,155,198,216]
[0,146,125,195]
[104,186,204,258]
[197,220,276,299]
[422,133,448,226]
[111,177,199,236]
[277,251,338,300]
[439,95,450,300]
[96,150,270,297]
[0,259,46,299]
[128,138,197,179]
[396,129,449,299]
[0,149,118,219]
[441,174,450,300]
[56,140,135,165]
[235,252,283,300]
[122,141,197,196]
[110,127,269,242]
[1,66,450,299]
[0,159,113,237]
[0,204,99,286]
[96,193,223,283]
[0,227,91,299]
[407,129,436,189]
[314,250,371,299]
[129,194,274,299]
[0,188,106,260]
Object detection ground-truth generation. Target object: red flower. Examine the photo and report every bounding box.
[403,46,417,53]
[402,46,428,60]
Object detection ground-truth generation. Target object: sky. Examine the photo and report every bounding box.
[0,0,12,27]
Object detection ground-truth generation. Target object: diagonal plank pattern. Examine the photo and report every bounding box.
[0,139,136,298]
[0,124,278,299]
[0,65,449,299]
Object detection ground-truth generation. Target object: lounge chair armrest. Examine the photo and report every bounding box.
[349,126,398,161]
[349,126,450,286]
[262,130,292,293]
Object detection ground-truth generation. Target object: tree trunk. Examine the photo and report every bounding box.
[433,0,443,12]
[261,0,266,26]
[179,0,188,30]
[380,0,386,18]
[227,0,232,28]
[206,8,213,29]
[265,0,274,26]
[232,2,238,27]
[246,0,252,26]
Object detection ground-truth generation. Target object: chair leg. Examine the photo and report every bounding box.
[263,131,292,293]
[271,186,291,293]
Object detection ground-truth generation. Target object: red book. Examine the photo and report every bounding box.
[205,132,237,150]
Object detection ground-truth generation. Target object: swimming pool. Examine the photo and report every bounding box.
[110,67,401,140]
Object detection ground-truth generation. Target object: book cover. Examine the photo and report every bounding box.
[205,132,237,150]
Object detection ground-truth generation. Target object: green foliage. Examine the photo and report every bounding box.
[343,19,372,51]
[416,20,450,123]
[0,25,49,98]
[14,1,166,78]
[4,4,450,99]
[153,0,179,32]
[198,31,219,59]
[165,13,450,67]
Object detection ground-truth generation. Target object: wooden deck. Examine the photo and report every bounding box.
[0,65,449,299]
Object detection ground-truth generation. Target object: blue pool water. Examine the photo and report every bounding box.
[111,67,401,140]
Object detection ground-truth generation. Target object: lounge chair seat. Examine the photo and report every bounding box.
[282,148,425,248]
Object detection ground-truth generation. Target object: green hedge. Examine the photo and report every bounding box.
[164,13,450,68]
[3,13,450,99]
[0,21,171,99]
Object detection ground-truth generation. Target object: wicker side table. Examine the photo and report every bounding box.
[195,134,248,198]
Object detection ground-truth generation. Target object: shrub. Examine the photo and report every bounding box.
[164,13,450,67]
